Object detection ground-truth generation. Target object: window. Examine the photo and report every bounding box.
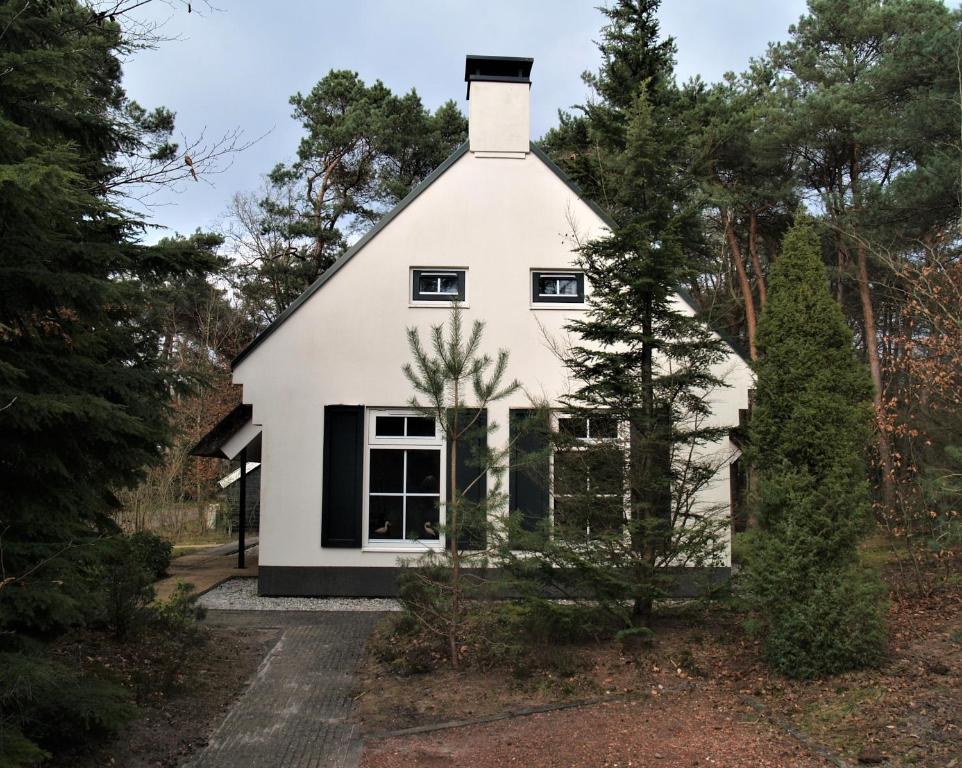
[367,411,443,545]
[411,269,466,302]
[532,271,585,304]
[552,414,626,542]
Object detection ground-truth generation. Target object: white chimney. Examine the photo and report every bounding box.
[465,55,533,158]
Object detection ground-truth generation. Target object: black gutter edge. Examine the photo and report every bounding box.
[530,141,751,366]
[190,403,253,457]
[231,142,471,370]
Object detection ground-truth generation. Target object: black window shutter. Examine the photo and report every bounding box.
[445,408,487,551]
[509,409,550,544]
[322,405,364,548]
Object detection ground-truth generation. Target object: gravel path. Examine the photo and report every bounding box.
[198,577,401,612]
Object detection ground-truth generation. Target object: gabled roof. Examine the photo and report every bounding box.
[231,141,749,370]
[232,142,470,369]
[531,144,749,362]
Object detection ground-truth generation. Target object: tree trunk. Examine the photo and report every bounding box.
[748,210,767,308]
[850,154,896,510]
[723,209,758,361]
[448,391,460,669]
[854,240,896,509]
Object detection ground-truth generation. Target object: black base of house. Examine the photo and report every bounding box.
[258,565,732,599]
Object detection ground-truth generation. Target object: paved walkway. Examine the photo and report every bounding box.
[185,610,382,768]
[155,538,258,600]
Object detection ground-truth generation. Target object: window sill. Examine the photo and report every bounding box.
[362,544,444,553]
[410,301,470,309]
[530,303,587,310]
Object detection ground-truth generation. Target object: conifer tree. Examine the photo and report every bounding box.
[400,304,519,667]
[510,0,731,628]
[744,219,887,678]
[0,3,225,761]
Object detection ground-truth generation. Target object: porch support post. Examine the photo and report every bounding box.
[238,446,247,569]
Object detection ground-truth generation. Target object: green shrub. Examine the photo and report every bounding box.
[614,625,655,648]
[149,581,205,639]
[762,566,887,679]
[744,220,887,679]
[97,537,156,640]
[369,613,444,675]
[128,531,172,579]
[514,599,615,645]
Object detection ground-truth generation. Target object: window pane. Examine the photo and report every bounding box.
[554,450,588,496]
[590,497,625,538]
[406,495,440,540]
[406,416,436,437]
[589,416,618,439]
[558,417,587,440]
[418,274,440,294]
[369,495,403,539]
[375,416,405,437]
[557,277,578,296]
[587,446,624,495]
[437,274,459,294]
[370,449,404,493]
[554,498,588,543]
[406,449,440,493]
[538,276,558,295]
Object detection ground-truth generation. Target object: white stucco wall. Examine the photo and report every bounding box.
[468,81,530,155]
[233,148,753,569]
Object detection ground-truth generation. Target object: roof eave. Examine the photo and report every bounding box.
[231,142,471,370]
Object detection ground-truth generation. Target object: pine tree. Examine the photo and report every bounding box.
[400,304,519,667]
[744,218,887,678]
[229,72,467,324]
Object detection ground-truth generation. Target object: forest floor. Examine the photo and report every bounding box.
[357,558,962,768]
[50,623,278,768]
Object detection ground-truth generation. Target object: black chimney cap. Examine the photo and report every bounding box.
[464,55,533,99]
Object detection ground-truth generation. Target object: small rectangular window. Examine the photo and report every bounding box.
[373,414,438,440]
[412,269,466,302]
[532,271,585,304]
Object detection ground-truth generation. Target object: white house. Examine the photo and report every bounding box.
[204,55,754,597]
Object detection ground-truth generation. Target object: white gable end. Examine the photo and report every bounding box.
[230,55,753,582]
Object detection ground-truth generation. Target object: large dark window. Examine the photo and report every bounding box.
[412,269,466,302]
[368,411,443,544]
[552,414,626,542]
[532,271,585,304]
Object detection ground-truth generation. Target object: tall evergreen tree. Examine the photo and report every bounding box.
[744,219,886,678]
[768,0,962,507]
[514,1,730,626]
[0,2,224,760]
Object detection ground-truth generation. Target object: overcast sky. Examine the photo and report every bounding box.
[121,0,809,241]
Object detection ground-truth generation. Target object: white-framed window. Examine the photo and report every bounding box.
[550,413,627,542]
[531,270,586,305]
[411,268,467,303]
[366,409,445,547]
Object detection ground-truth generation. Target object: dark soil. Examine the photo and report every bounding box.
[356,560,961,768]
[49,624,278,768]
